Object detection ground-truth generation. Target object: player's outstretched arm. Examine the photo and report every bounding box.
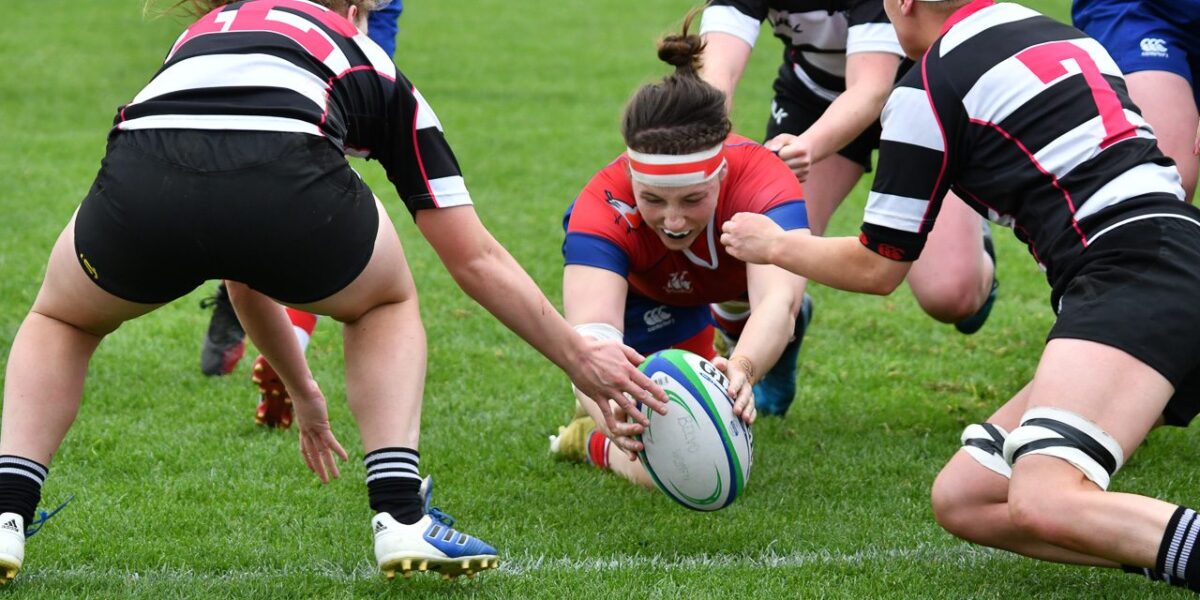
[223,281,348,483]
[721,213,910,294]
[721,261,806,420]
[699,31,754,111]
[561,264,656,454]
[415,206,669,428]
[765,52,901,181]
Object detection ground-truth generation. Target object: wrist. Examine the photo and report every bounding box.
[730,354,756,384]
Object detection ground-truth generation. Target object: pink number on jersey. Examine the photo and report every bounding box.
[1016,42,1136,150]
[171,0,359,62]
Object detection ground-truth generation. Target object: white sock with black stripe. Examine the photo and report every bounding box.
[364,447,423,525]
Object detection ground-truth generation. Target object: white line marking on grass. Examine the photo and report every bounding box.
[499,544,1018,575]
[22,545,1017,582]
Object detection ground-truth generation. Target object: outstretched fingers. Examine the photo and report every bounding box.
[713,356,756,425]
[589,398,645,455]
[620,344,669,415]
[300,431,348,484]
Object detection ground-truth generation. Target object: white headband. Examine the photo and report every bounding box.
[626,144,726,187]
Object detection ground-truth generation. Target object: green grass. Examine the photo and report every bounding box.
[1,0,1194,598]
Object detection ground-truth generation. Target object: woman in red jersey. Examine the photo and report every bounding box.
[550,11,811,489]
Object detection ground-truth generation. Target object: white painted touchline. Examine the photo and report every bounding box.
[18,545,1018,581]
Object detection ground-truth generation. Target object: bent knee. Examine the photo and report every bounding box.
[930,469,997,542]
[913,283,986,323]
[1007,487,1081,545]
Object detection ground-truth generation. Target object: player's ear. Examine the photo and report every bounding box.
[346,4,365,34]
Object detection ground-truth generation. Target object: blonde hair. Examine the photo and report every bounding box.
[148,0,388,19]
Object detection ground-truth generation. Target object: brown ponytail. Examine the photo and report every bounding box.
[621,6,731,156]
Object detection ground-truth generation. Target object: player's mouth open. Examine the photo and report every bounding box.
[662,228,692,239]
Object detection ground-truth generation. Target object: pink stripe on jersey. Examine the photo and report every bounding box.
[919,54,951,233]
[319,65,395,127]
[970,118,1088,246]
[940,0,995,35]
[409,84,436,206]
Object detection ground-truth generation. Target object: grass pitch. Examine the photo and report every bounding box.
[2,0,1196,598]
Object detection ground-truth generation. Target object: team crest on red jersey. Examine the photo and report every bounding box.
[605,190,642,231]
[664,271,693,294]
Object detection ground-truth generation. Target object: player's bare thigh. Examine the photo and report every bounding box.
[31,211,162,336]
[289,199,418,322]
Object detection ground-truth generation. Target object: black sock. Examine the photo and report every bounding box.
[1155,506,1200,590]
[364,447,423,525]
[0,455,48,528]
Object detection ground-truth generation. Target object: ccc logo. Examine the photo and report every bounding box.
[643,306,672,327]
[1140,38,1168,55]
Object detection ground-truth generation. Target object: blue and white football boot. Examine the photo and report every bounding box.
[372,476,499,580]
[753,293,814,416]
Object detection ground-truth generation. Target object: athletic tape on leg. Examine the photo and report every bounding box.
[961,422,1011,478]
[1002,407,1125,489]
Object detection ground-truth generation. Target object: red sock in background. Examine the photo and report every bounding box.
[285,308,319,351]
[586,430,611,470]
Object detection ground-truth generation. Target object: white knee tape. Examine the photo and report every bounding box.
[573,322,623,343]
[1002,407,1125,490]
[961,423,1012,478]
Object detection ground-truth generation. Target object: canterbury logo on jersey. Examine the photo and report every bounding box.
[1140,38,1168,58]
[664,271,693,294]
[643,306,674,330]
[859,232,907,261]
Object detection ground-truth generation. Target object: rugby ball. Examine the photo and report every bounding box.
[634,349,753,511]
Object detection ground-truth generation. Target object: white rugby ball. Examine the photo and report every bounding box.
[634,349,753,511]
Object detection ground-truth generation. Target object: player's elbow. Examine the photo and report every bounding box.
[443,240,504,293]
[859,260,907,296]
[861,276,901,296]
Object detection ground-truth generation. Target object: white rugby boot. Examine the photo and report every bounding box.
[0,513,24,584]
[373,477,498,580]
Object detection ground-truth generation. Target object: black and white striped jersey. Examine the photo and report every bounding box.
[860,0,1186,284]
[115,0,469,214]
[700,0,904,101]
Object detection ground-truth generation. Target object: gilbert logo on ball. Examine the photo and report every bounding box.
[634,349,753,511]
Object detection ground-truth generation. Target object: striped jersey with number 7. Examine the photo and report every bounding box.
[859,0,1185,281]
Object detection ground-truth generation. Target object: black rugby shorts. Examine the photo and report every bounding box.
[1048,213,1200,426]
[74,129,378,304]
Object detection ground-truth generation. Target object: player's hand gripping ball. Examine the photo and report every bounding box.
[632,349,753,511]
